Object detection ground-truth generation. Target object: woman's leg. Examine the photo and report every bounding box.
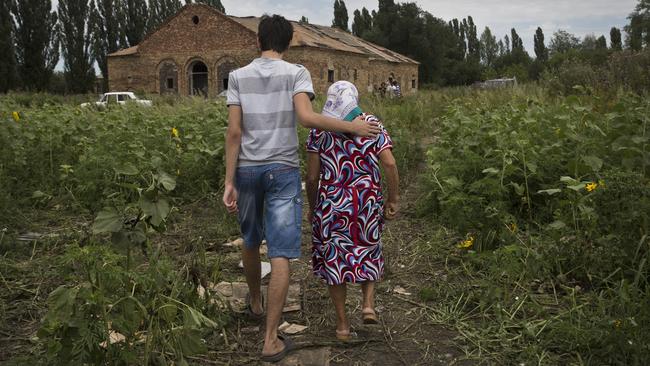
[361,281,375,311]
[361,281,378,324]
[328,284,349,333]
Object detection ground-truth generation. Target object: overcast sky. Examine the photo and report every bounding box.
[220,0,636,51]
[52,0,637,71]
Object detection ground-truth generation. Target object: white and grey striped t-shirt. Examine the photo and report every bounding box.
[227,57,315,168]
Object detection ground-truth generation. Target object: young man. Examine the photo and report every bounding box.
[223,14,380,362]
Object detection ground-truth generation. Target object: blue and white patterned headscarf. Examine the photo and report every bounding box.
[322,81,363,122]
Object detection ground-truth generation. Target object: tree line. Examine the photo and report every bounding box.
[0,0,224,94]
[331,0,650,86]
[1,0,648,93]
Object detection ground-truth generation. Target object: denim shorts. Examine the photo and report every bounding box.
[236,163,302,259]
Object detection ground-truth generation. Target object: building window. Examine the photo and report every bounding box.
[192,16,200,25]
[353,69,358,81]
[167,78,174,89]
[328,69,334,83]
[412,79,416,89]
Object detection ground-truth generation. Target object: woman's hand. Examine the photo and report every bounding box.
[385,200,399,220]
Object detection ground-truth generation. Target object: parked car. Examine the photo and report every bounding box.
[81,92,152,108]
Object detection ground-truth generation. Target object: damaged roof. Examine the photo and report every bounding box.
[230,16,418,65]
[109,46,139,56]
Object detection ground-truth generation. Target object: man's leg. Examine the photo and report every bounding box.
[329,284,350,333]
[242,245,263,315]
[262,257,290,356]
[261,164,302,356]
[236,167,265,315]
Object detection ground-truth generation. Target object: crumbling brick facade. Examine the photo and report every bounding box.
[108,4,418,97]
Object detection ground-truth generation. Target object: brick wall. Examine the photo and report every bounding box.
[286,48,418,96]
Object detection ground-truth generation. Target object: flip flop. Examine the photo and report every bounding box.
[260,335,295,363]
[362,308,379,324]
[244,293,265,321]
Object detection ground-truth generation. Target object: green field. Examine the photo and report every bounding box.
[1,87,649,365]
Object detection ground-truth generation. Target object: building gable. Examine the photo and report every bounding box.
[137,4,257,55]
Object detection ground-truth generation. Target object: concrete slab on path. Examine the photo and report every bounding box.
[262,347,331,366]
[210,281,302,313]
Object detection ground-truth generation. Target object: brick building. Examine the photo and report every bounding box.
[108,4,419,98]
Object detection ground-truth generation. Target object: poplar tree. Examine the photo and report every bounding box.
[193,0,225,13]
[479,26,497,66]
[511,28,524,53]
[352,9,363,36]
[626,0,650,49]
[12,0,60,91]
[332,0,349,31]
[352,7,372,37]
[91,0,125,89]
[123,0,149,46]
[362,8,372,33]
[58,0,96,93]
[0,0,16,92]
[148,0,183,32]
[534,27,548,62]
[465,16,480,62]
[610,27,623,51]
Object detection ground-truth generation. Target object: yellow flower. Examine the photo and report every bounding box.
[509,222,518,232]
[586,182,598,192]
[614,319,622,329]
[458,236,475,249]
[171,127,179,138]
[12,111,20,122]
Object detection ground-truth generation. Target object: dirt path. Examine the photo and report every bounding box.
[208,169,470,366]
[1,135,469,365]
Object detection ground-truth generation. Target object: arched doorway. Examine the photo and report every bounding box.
[159,61,178,95]
[216,58,238,95]
[188,60,209,97]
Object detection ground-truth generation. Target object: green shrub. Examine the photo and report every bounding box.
[420,89,650,363]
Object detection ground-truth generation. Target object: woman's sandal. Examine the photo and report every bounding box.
[335,328,358,342]
[260,335,295,363]
[244,293,265,322]
[362,308,379,324]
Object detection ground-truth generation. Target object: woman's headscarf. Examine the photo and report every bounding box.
[321,81,363,122]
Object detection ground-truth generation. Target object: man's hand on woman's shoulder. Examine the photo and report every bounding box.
[350,115,381,138]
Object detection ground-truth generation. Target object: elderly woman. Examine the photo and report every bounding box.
[305,81,400,340]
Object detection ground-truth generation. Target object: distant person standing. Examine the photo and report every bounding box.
[392,80,402,98]
[223,14,380,363]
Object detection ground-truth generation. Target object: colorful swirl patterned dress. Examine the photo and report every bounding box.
[306,114,393,285]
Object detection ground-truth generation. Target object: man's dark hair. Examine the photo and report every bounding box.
[258,15,294,53]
